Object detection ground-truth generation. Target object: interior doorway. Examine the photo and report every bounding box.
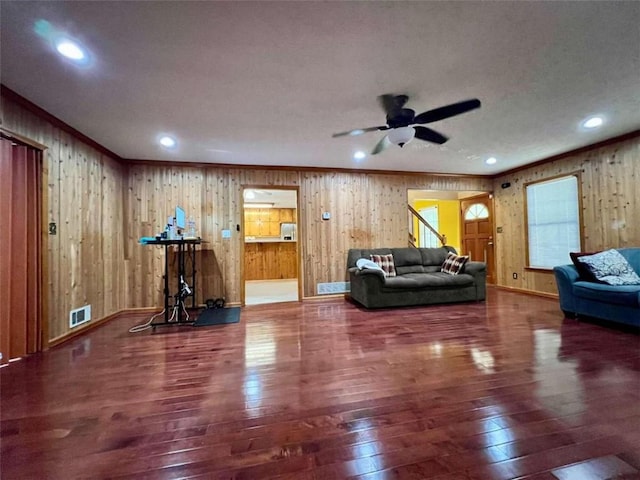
[241,187,301,306]
[407,189,495,284]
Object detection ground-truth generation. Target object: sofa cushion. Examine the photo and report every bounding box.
[576,249,640,286]
[370,254,397,277]
[441,252,469,275]
[347,248,392,268]
[395,265,428,275]
[420,247,454,266]
[391,248,423,267]
[570,251,601,282]
[383,272,474,290]
[573,281,640,308]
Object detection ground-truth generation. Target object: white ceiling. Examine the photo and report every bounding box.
[1,1,639,175]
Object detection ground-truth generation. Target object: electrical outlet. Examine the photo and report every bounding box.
[513,272,518,279]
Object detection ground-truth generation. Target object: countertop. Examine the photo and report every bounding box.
[245,237,297,244]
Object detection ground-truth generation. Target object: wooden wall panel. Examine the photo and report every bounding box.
[125,165,491,304]
[2,96,126,342]
[244,242,297,280]
[244,208,296,237]
[492,135,640,295]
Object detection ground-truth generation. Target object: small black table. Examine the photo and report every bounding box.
[143,238,201,326]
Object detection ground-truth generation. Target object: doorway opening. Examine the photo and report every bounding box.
[242,187,301,305]
[407,189,495,284]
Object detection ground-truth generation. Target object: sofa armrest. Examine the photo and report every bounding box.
[463,261,486,275]
[462,261,487,301]
[553,265,579,314]
[349,267,386,281]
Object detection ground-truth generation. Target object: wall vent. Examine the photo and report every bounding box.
[317,282,350,295]
[69,305,91,328]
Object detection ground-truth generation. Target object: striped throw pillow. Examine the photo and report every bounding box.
[441,252,468,275]
[370,254,397,277]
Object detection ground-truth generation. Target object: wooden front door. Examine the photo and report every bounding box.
[460,194,495,284]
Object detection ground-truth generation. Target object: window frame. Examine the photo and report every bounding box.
[524,172,584,271]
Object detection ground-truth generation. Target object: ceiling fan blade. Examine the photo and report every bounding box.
[332,126,386,138]
[414,99,481,124]
[414,126,449,145]
[371,135,392,155]
[378,94,408,118]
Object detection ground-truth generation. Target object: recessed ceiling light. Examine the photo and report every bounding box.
[485,157,497,165]
[55,39,85,60]
[582,116,604,129]
[159,136,177,148]
[353,151,366,160]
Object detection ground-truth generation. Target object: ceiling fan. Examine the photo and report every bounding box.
[332,94,481,155]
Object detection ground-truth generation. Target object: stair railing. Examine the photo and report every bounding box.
[408,204,447,248]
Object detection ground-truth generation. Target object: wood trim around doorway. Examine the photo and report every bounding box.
[240,185,302,305]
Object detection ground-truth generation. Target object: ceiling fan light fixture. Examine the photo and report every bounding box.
[387,126,415,147]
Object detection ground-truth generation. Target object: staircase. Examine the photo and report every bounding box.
[408,204,447,248]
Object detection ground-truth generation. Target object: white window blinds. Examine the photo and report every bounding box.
[526,175,581,268]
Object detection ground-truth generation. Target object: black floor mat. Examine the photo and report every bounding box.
[192,307,241,327]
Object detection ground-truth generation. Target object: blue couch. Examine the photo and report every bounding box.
[553,248,640,327]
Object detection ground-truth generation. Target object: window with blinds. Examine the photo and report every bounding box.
[526,174,581,269]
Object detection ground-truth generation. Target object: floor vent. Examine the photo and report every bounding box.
[317,282,350,295]
[69,305,91,328]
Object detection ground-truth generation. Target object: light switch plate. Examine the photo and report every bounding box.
[322,212,331,220]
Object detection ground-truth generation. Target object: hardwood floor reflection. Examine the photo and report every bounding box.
[2,288,640,479]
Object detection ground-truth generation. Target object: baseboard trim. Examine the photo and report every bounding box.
[124,307,163,313]
[302,294,346,302]
[493,285,559,299]
[47,310,125,348]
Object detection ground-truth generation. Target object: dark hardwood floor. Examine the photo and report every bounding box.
[2,288,640,480]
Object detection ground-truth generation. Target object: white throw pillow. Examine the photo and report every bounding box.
[356,258,384,272]
[577,249,640,286]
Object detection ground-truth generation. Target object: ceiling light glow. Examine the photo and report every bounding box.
[353,151,366,160]
[582,116,604,129]
[485,157,497,165]
[55,39,85,60]
[159,136,177,148]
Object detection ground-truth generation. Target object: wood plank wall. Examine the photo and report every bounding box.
[1,96,126,342]
[244,242,297,280]
[492,135,640,295]
[125,165,492,304]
